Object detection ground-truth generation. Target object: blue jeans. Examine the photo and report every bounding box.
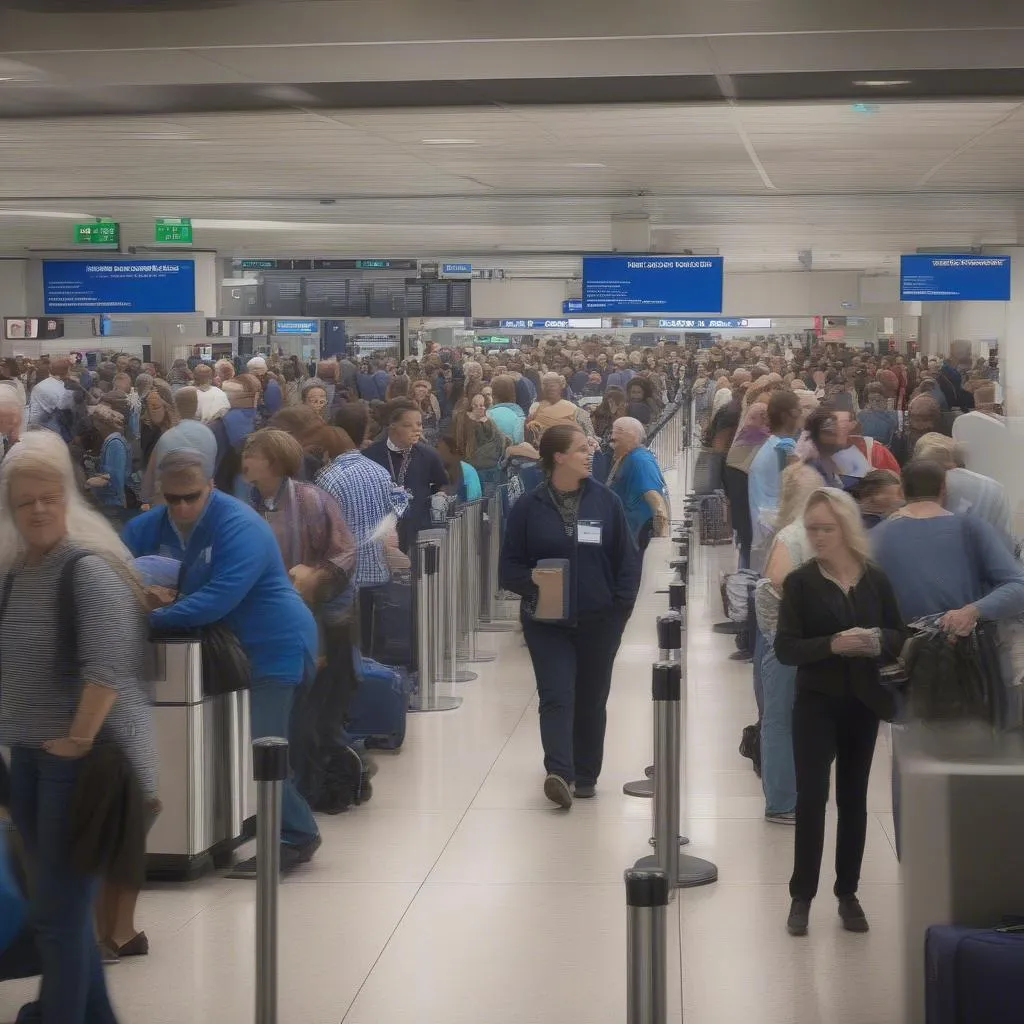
[752,627,765,721]
[249,680,320,849]
[522,615,625,787]
[9,746,118,1024]
[760,639,797,815]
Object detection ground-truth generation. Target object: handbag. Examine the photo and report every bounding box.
[199,621,251,697]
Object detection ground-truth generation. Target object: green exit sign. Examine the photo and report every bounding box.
[155,218,193,244]
[74,220,119,246]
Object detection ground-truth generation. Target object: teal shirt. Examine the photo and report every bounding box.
[460,462,483,502]
[609,446,666,540]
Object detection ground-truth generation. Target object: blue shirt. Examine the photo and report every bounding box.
[122,490,318,685]
[747,435,796,525]
[316,451,409,587]
[871,513,1024,623]
[487,403,525,444]
[608,446,667,540]
[93,433,131,508]
[460,462,482,502]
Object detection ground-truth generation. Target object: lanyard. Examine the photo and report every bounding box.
[388,448,412,488]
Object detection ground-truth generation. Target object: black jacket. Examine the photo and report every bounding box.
[774,560,907,721]
[363,439,448,552]
[499,477,641,625]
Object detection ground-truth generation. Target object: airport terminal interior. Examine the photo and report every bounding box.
[3,2,1024,1022]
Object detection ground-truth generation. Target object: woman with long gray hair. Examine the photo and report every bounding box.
[0,430,156,1021]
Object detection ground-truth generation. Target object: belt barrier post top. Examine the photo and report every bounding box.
[651,661,682,702]
[656,615,682,650]
[252,737,288,782]
[625,866,670,907]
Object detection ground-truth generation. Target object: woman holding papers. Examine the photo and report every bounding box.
[500,423,641,809]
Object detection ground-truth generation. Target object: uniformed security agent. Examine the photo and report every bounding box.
[500,423,641,808]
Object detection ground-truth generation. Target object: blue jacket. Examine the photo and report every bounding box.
[500,477,641,625]
[122,490,317,685]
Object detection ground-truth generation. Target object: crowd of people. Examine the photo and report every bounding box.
[0,335,683,1024]
[694,338,1022,940]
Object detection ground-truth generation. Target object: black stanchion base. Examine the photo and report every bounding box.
[633,852,718,889]
[648,835,691,849]
[623,777,654,797]
[644,764,655,778]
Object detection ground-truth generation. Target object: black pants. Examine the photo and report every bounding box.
[522,615,625,787]
[721,465,752,568]
[790,688,880,901]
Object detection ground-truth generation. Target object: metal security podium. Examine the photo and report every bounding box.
[145,632,256,880]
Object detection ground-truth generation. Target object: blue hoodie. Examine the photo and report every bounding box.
[500,477,641,624]
[122,490,317,685]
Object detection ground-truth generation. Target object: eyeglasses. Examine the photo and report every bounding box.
[163,491,204,507]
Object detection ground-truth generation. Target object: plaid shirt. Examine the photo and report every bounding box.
[317,451,409,587]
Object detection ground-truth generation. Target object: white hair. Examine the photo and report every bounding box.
[0,382,24,412]
[613,416,647,445]
[0,430,132,572]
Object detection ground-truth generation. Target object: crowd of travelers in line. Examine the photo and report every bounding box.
[0,334,683,1024]
[692,338,1022,940]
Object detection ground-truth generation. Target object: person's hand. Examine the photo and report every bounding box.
[652,513,669,538]
[86,475,106,488]
[145,585,177,610]
[289,564,321,603]
[940,604,979,637]
[830,630,866,656]
[42,737,92,759]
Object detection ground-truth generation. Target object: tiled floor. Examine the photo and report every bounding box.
[0,478,903,1024]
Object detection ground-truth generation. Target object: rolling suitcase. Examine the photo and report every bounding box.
[924,923,1024,1024]
[698,491,732,546]
[346,651,409,751]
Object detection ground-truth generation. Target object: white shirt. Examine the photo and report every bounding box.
[27,375,71,431]
[195,385,230,423]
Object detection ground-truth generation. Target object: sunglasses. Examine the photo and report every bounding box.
[164,491,204,507]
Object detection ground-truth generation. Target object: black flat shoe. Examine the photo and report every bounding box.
[787,898,810,936]
[838,895,869,933]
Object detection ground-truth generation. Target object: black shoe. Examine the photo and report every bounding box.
[227,845,305,879]
[574,784,596,799]
[787,898,811,936]
[838,895,869,933]
[712,621,743,634]
[543,773,573,809]
[294,833,322,864]
[728,650,753,662]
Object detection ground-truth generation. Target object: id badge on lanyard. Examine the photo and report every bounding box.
[577,519,603,545]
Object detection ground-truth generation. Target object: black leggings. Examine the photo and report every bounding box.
[790,688,880,901]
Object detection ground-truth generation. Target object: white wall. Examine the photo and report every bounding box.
[470,278,571,318]
[0,259,28,320]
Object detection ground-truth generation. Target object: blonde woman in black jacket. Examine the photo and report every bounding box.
[775,487,906,938]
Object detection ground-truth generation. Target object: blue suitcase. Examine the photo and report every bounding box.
[346,651,409,751]
[925,923,1024,1024]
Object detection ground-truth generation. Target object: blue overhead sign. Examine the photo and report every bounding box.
[498,318,603,330]
[900,254,1011,301]
[563,299,584,314]
[582,255,724,313]
[657,317,770,330]
[440,262,473,277]
[273,319,319,335]
[42,259,196,314]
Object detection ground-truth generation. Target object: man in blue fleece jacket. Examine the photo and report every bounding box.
[122,449,321,876]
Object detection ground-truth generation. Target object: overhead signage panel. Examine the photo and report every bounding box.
[229,258,418,272]
[42,260,196,314]
[74,220,119,246]
[497,318,604,330]
[900,254,1011,301]
[273,319,319,335]
[440,262,473,278]
[155,217,192,244]
[563,299,584,314]
[582,255,724,313]
[656,317,771,330]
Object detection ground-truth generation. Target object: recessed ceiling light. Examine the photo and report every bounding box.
[565,162,606,169]
[421,138,477,145]
[853,79,911,87]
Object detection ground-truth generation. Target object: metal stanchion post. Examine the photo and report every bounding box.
[479,491,517,632]
[442,508,477,683]
[253,737,287,1024]
[410,531,461,713]
[464,501,497,663]
[634,663,717,889]
[625,867,669,1024]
